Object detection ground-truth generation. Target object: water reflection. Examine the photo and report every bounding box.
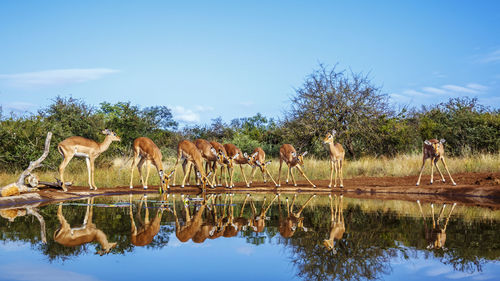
[323,194,345,254]
[54,197,117,255]
[0,193,498,280]
[129,194,166,246]
[279,194,315,238]
[417,200,456,250]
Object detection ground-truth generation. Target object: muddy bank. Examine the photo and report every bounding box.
[1,172,499,209]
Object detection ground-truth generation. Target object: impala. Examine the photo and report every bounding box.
[172,140,212,190]
[54,198,117,255]
[57,129,121,191]
[323,130,345,188]
[323,194,345,254]
[194,139,224,187]
[210,141,231,187]
[248,147,278,187]
[416,139,456,186]
[278,144,316,187]
[278,194,315,238]
[224,143,250,187]
[129,194,166,247]
[417,200,457,250]
[129,137,174,191]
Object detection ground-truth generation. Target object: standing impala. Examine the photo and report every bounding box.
[129,137,174,191]
[224,143,249,187]
[172,140,212,190]
[194,139,223,187]
[416,139,456,186]
[248,147,278,187]
[323,194,345,254]
[323,130,345,188]
[54,198,117,255]
[278,144,316,187]
[58,129,121,191]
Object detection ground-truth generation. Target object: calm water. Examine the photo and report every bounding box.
[0,193,499,281]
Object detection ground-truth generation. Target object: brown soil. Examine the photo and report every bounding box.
[2,172,499,209]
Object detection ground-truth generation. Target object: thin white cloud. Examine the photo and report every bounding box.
[478,48,500,63]
[422,87,447,95]
[1,101,38,112]
[442,84,478,94]
[239,101,255,107]
[0,68,119,88]
[466,83,488,91]
[402,89,430,97]
[171,105,214,124]
[0,263,101,281]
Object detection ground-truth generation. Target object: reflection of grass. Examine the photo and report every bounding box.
[1,153,499,188]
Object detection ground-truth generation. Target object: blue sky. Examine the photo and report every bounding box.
[1,1,499,125]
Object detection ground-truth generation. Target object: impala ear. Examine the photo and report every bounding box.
[243,152,248,158]
[265,161,272,166]
[168,170,175,177]
[233,153,239,160]
[424,140,431,145]
[255,160,261,166]
[302,151,308,157]
[196,171,202,179]
[291,152,297,158]
[210,147,217,155]
[440,139,446,144]
[251,152,258,158]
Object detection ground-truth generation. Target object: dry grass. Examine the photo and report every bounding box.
[1,153,499,188]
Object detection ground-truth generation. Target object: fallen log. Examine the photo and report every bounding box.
[0,132,53,197]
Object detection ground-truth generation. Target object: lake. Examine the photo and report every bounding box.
[0,193,499,281]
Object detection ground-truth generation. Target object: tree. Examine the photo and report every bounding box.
[283,64,392,158]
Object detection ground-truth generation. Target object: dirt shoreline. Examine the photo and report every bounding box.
[1,172,499,209]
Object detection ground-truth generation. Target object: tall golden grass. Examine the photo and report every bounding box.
[1,153,499,188]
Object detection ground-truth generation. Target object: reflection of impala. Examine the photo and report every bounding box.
[323,194,345,253]
[248,148,278,187]
[129,194,166,246]
[416,139,456,186]
[58,129,121,191]
[249,194,278,233]
[54,198,117,255]
[173,194,213,242]
[417,200,456,250]
[278,144,316,187]
[279,194,316,238]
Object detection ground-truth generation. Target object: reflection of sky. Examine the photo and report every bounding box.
[0,236,298,281]
[1,238,499,281]
[386,250,500,281]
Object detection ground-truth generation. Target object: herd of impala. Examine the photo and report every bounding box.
[56,129,456,192]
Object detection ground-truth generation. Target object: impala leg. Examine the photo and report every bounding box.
[230,167,235,187]
[334,160,338,188]
[416,158,427,186]
[328,160,334,188]
[137,157,146,188]
[129,195,137,236]
[85,157,92,189]
[261,167,267,183]
[90,158,97,190]
[329,194,334,222]
[250,166,257,185]
[290,194,297,211]
[286,165,291,184]
[430,204,436,228]
[416,200,426,220]
[296,165,316,188]
[339,159,344,188]
[434,158,446,183]
[296,194,315,216]
[58,154,74,192]
[240,165,249,187]
[443,203,456,232]
[430,157,435,184]
[129,153,138,189]
[290,166,297,186]
[441,157,456,186]
[144,159,151,189]
[172,157,180,186]
[278,159,283,187]
[265,169,278,187]
[181,162,192,188]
